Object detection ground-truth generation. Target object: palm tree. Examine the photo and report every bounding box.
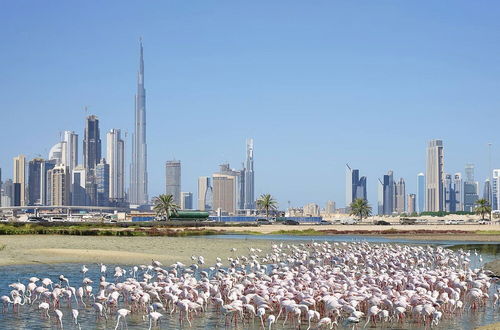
[256,194,278,220]
[153,194,179,221]
[475,199,492,221]
[349,198,372,220]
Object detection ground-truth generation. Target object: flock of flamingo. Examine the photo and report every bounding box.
[0,241,499,329]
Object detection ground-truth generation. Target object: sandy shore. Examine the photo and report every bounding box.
[204,223,500,242]
[213,223,500,234]
[0,235,273,267]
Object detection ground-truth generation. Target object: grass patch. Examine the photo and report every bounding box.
[475,230,500,235]
[270,229,324,236]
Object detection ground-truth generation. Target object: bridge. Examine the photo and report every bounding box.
[0,205,130,216]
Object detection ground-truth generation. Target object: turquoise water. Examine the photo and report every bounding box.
[0,237,498,329]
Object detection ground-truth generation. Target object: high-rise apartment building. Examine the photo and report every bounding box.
[213,168,237,215]
[244,139,255,209]
[181,192,193,210]
[165,160,181,206]
[426,140,444,212]
[408,194,416,214]
[130,39,149,206]
[107,129,125,203]
[219,164,246,211]
[394,178,406,214]
[61,131,78,173]
[417,173,425,213]
[13,155,26,206]
[48,165,70,206]
[492,169,500,210]
[463,164,478,212]
[197,176,212,211]
[96,159,110,207]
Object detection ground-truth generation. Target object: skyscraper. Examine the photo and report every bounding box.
[212,173,236,214]
[394,178,406,214]
[443,173,456,212]
[61,131,78,173]
[107,129,125,203]
[39,160,56,205]
[130,39,148,206]
[345,164,367,206]
[382,171,394,215]
[48,165,70,206]
[483,179,492,204]
[244,139,255,209]
[426,140,444,212]
[71,166,87,206]
[219,164,245,210]
[417,173,425,213]
[463,164,479,212]
[493,169,500,210]
[181,192,193,210]
[408,194,416,214]
[454,173,463,211]
[28,158,44,205]
[165,160,181,206]
[83,115,101,171]
[96,159,110,207]
[345,164,354,207]
[13,155,26,206]
[197,176,212,211]
[377,179,384,215]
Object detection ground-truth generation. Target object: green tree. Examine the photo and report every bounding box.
[474,199,492,220]
[256,194,278,220]
[349,198,372,220]
[153,194,179,221]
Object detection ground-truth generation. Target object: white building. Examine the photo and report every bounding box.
[426,140,444,212]
[107,129,125,202]
[61,131,78,173]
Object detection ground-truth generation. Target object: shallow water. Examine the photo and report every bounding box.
[0,239,498,329]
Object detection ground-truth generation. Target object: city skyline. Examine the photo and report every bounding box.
[1,2,500,207]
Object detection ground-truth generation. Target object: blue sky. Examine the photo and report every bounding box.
[1,1,500,208]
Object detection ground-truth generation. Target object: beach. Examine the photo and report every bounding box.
[0,235,273,266]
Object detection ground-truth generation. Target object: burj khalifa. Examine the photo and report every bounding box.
[130,39,148,205]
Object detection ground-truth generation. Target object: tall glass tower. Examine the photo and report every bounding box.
[130,39,148,205]
[244,139,255,209]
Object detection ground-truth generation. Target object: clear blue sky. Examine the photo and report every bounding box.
[1,1,500,208]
